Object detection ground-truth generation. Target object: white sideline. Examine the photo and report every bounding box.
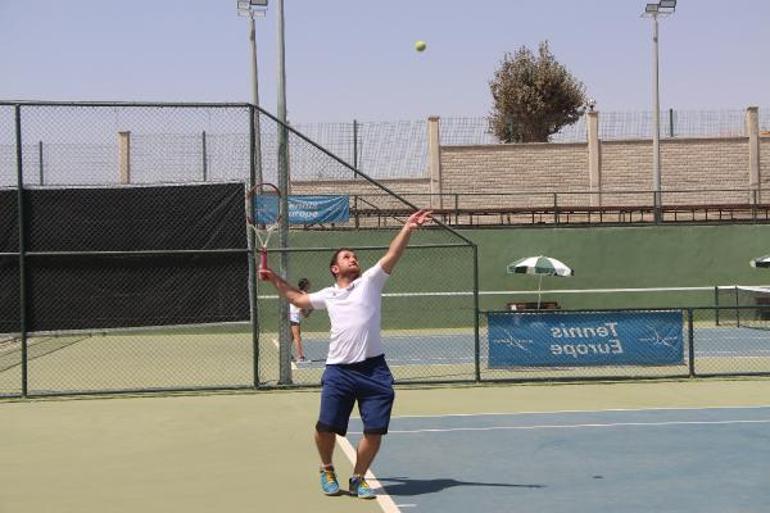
[386,404,770,420]
[270,337,297,370]
[336,434,402,513]
[349,418,770,435]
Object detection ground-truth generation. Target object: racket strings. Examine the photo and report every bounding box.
[252,222,279,249]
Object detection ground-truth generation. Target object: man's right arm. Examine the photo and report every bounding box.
[260,267,314,309]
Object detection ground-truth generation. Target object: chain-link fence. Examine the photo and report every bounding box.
[253,108,477,386]
[692,306,770,376]
[292,119,428,179]
[0,102,478,397]
[480,306,770,382]
[3,108,766,186]
[440,109,758,147]
[2,102,768,398]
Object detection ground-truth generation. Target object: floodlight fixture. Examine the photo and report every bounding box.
[237,0,268,17]
[641,0,677,222]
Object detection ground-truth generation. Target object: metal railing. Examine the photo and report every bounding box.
[347,188,769,226]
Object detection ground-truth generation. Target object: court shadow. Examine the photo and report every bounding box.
[377,477,545,496]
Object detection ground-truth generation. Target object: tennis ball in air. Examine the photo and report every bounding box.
[415,40,427,52]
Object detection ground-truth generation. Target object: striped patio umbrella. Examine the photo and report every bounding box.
[507,256,574,277]
[750,255,770,268]
[507,256,574,309]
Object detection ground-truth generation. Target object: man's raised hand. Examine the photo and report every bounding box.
[405,209,433,231]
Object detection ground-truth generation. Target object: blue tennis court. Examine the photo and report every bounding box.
[298,332,474,366]
[695,326,770,357]
[347,406,770,513]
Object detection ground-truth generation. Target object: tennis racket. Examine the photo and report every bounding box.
[246,182,281,280]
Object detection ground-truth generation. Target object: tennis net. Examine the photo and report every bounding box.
[715,285,770,329]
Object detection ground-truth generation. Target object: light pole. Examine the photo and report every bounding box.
[642,0,676,223]
[274,0,292,385]
[237,0,267,185]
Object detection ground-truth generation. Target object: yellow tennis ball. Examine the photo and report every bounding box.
[415,40,427,52]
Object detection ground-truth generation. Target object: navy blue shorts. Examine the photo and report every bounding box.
[316,354,395,436]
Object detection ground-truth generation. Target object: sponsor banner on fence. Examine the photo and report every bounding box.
[254,195,349,224]
[488,310,684,367]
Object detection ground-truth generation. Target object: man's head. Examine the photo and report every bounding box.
[329,248,360,282]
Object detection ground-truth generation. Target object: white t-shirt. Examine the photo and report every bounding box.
[308,262,390,364]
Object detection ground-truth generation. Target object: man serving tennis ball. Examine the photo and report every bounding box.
[259,209,433,499]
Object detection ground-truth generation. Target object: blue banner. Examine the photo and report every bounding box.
[488,311,684,367]
[254,195,349,225]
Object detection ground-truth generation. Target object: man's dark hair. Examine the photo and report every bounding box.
[329,247,354,278]
[298,278,311,291]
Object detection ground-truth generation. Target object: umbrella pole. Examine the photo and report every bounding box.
[537,274,543,310]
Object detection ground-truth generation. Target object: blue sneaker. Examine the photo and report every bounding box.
[349,475,376,499]
[319,466,341,496]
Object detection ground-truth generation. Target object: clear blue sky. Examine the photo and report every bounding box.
[2,0,769,123]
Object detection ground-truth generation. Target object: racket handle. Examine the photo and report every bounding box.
[259,249,269,281]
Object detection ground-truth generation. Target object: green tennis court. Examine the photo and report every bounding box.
[3,378,769,513]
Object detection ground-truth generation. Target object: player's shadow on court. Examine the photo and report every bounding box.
[377,477,545,496]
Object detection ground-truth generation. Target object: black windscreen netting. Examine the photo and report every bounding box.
[26,252,248,331]
[5,182,250,332]
[0,189,18,251]
[23,183,245,252]
[0,257,18,333]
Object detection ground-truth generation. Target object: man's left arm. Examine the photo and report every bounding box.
[378,209,433,274]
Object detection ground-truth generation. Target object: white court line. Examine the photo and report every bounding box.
[262,285,770,299]
[336,434,403,513]
[270,337,297,371]
[386,404,770,420]
[701,350,770,355]
[349,418,770,435]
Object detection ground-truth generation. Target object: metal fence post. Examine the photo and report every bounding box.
[353,119,358,175]
[454,193,459,224]
[276,116,292,386]
[353,194,360,229]
[687,308,695,377]
[38,140,44,185]
[15,106,29,397]
[473,244,480,382]
[201,130,208,182]
[553,192,560,224]
[669,108,674,138]
[248,106,260,388]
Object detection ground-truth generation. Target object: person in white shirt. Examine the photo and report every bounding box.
[288,278,311,363]
[259,209,432,499]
